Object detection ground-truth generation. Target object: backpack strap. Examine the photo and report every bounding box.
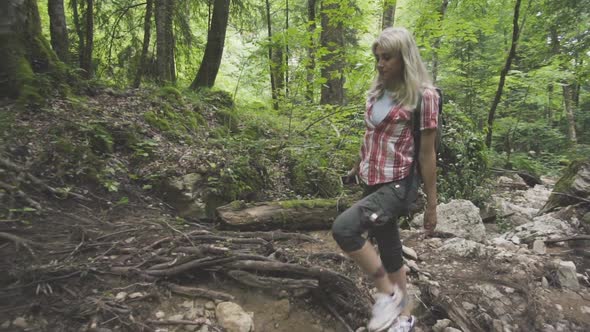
[412,92,423,160]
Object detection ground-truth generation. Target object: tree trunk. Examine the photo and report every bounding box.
[216,197,358,231]
[485,0,521,148]
[562,84,578,144]
[431,0,449,83]
[48,0,70,63]
[71,0,84,68]
[265,0,283,110]
[381,0,396,29]
[0,0,58,98]
[155,0,175,83]
[190,0,230,89]
[285,0,290,98]
[133,0,154,88]
[319,0,345,105]
[80,0,94,78]
[305,0,317,103]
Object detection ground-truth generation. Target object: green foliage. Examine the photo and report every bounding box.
[284,147,342,198]
[437,103,490,206]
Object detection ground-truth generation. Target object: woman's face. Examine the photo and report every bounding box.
[375,45,403,85]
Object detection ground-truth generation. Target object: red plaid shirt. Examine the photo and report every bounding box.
[359,88,439,185]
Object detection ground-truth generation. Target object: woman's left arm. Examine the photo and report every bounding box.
[419,128,437,234]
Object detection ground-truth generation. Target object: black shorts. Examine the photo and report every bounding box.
[331,175,419,272]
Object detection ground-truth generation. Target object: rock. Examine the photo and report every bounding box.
[402,245,418,260]
[216,302,253,332]
[169,314,184,321]
[439,238,487,258]
[185,307,202,320]
[271,299,290,320]
[199,325,209,332]
[355,328,367,332]
[444,328,462,332]
[581,306,590,315]
[115,292,128,301]
[13,317,27,329]
[492,237,519,251]
[128,292,143,299]
[1,321,10,329]
[155,311,166,319]
[540,160,590,213]
[181,300,194,308]
[433,319,451,332]
[502,215,573,243]
[412,200,486,242]
[205,301,216,310]
[532,240,546,254]
[557,261,580,290]
[278,290,289,298]
[462,301,476,311]
[542,277,549,288]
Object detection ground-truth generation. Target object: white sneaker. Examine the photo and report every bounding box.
[388,315,415,332]
[367,291,405,332]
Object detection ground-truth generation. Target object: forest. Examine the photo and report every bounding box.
[1,0,589,331]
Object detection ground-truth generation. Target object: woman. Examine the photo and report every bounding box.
[332,27,439,332]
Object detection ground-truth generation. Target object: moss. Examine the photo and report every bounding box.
[203,89,234,109]
[278,198,336,209]
[158,86,183,104]
[145,110,172,132]
[215,109,239,133]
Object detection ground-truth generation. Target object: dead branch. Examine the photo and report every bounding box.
[0,180,42,211]
[0,231,40,257]
[544,235,590,244]
[219,230,318,242]
[163,282,234,301]
[147,318,206,326]
[227,270,319,289]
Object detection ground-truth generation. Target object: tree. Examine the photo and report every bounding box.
[486,0,522,148]
[133,0,154,88]
[191,0,231,90]
[305,0,317,102]
[0,0,60,98]
[382,0,396,29]
[265,0,284,109]
[319,0,345,105]
[48,0,70,63]
[80,0,94,78]
[155,0,175,83]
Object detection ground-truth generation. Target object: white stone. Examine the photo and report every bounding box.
[199,325,209,332]
[155,311,166,319]
[444,328,462,332]
[581,306,590,314]
[557,261,580,290]
[355,328,368,332]
[115,292,128,301]
[439,238,486,258]
[492,237,519,251]
[216,302,253,332]
[412,199,486,242]
[402,245,418,260]
[542,277,549,288]
[205,301,216,310]
[532,240,546,254]
[555,304,563,311]
[502,215,574,242]
[433,319,451,332]
[462,301,476,311]
[128,292,143,299]
[181,300,194,308]
[13,317,27,329]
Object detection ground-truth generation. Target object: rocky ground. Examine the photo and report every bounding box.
[1,90,589,332]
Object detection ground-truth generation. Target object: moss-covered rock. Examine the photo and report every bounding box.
[540,159,590,213]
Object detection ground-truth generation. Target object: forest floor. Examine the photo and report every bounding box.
[1,89,589,332]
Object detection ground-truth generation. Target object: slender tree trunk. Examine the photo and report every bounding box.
[285,0,289,98]
[320,0,345,105]
[265,0,279,109]
[80,0,94,78]
[133,0,154,88]
[486,0,521,148]
[191,0,230,89]
[431,0,449,83]
[48,0,70,63]
[305,0,317,103]
[382,0,396,29]
[155,0,175,83]
[71,0,85,68]
[562,84,578,144]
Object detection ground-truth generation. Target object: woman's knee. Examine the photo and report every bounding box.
[332,213,364,252]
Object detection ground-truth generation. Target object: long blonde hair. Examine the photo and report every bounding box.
[368,27,433,108]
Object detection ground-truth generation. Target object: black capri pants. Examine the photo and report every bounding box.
[332,174,419,273]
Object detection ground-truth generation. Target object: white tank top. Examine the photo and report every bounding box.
[370,90,397,126]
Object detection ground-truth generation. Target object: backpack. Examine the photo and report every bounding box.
[412,87,443,159]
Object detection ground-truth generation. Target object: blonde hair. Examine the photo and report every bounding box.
[368,27,433,108]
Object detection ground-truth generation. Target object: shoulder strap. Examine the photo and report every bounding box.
[413,92,423,160]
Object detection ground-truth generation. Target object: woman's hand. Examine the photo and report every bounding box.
[423,205,437,235]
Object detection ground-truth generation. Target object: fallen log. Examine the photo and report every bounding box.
[216,197,359,231]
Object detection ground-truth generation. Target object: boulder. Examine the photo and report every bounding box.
[557,260,580,290]
[501,214,574,243]
[540,160,590,214]
[216,302,253,332]
[438,238,487,258]
[412,200,486,242]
